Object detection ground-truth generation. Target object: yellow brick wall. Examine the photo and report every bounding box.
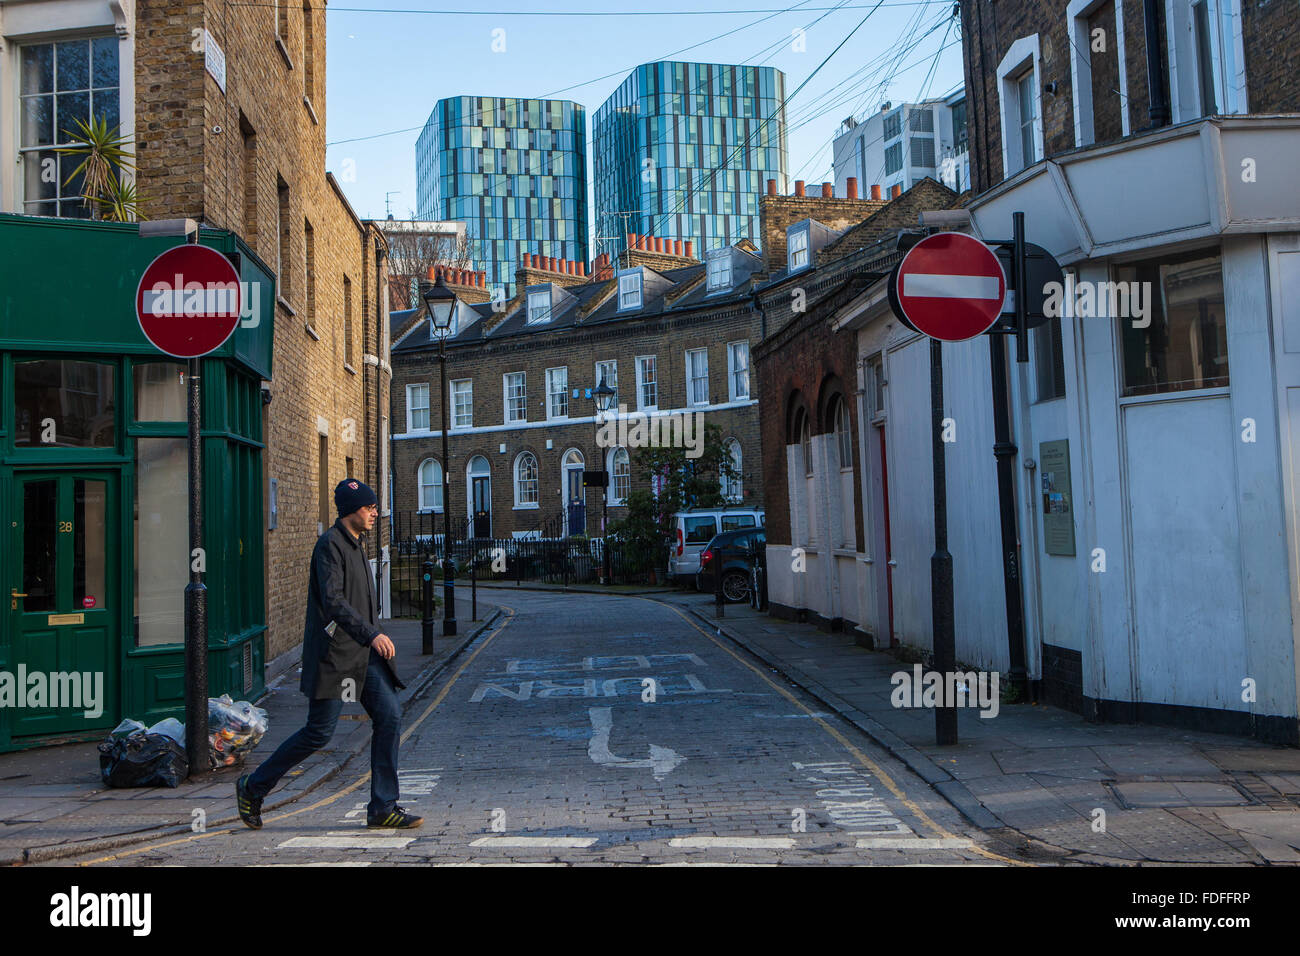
[135,0,389,661]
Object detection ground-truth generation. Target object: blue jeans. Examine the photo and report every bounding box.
[247,650,402,818]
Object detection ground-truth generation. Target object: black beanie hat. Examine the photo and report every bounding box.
[334,478,378,518]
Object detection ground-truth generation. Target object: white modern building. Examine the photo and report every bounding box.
[832,86,970,198]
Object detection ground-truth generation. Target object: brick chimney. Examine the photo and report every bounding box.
[756,175,892,274]
[620,232,700,271]
[427,264,491,304]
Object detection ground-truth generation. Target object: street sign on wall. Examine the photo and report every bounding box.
[135,244,242,358]
[890,232,1007,342]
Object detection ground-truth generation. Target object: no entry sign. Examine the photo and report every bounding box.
[136,244,242,358]
[892,232,1007,342]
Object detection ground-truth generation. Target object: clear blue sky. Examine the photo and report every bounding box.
[324,0,965,230]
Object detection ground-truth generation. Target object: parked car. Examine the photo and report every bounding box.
[667,507,765,583]
[696,527,767,602]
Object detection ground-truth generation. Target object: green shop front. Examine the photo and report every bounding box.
[0,215,274,751]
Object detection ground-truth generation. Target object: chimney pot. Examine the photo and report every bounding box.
[847,177,859,199]
[684,240,694,259]
[891,184,902,199]
[673,239,683,256]
[626,233,637,251]
[871,184,882,200]
[578,261,586,277]
[767,178,777,196]
[822,182,833,198]
[794,180,806,197]
[567,260,575,275]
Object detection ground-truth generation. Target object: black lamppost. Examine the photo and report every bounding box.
[423,277,458,637]
[593,377,617,585]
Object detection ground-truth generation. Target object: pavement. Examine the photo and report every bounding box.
[0,591,498,865]
[672,591,1300,865]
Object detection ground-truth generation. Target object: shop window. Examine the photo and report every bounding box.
[135,437,187,646]
[134,362,187,421]
[1034,316,1067,402]
[1118,250,1228,397]
[14,359,114,447]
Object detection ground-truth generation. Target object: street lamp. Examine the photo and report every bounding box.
[423,276,458,637]
[593,376,617,586]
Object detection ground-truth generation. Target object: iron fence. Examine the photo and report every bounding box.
[388,510,660,617]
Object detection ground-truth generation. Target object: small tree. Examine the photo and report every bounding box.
[56,115,140,221]
[382,223,475,310]
[608,423,743,580]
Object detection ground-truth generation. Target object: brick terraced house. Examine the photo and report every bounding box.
[390,237,771,541]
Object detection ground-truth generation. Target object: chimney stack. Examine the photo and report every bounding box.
[846,177,859,199]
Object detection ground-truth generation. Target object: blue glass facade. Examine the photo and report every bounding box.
[416,96,588,296]
[593,62,787,261]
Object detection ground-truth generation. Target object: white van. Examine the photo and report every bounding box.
[667,507,765,584]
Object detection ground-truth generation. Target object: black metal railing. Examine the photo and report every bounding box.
[387,510,660,616]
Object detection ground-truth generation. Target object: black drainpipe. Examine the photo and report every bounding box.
[1142,0,1172,128]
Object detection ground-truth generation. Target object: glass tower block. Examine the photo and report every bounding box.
[592,62,788,263]
[416,96,589,297]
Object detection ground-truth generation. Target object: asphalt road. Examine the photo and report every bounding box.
[62,591,1021,866]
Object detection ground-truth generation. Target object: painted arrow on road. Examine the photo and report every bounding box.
[587,707,686,780]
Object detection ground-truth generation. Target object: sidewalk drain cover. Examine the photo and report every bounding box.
[1110,781,1252,809]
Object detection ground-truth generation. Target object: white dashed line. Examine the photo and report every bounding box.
[668,836,797,849]
[855,837,975,850]
[470,836,599,848]
[278,832,419,849]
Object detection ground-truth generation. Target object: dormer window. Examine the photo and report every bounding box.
[706,250,732,294]
[788,226,810,272]
[526,287,553,325]
[618,270,643,311]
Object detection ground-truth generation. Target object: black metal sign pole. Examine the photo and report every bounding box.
[184,356,210,776]
[930,336,958,745]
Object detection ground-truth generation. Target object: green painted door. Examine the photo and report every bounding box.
[7,472,118,738]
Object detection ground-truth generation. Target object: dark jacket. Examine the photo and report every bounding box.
[300,518,404,700]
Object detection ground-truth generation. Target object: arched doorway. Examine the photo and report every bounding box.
[467,455,491,538]
[562,448,585,536]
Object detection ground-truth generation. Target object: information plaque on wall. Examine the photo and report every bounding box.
[1039,439,1075,556]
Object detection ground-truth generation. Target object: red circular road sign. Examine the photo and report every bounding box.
[893,232,1007,342]
[135,245,242,358]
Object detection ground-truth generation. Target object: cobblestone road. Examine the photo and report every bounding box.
[63,591,1026,866]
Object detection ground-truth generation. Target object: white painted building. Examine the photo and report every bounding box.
[767,115,1300,742]
[831,87,970,198]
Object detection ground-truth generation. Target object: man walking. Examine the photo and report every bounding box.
[237,478,423,829]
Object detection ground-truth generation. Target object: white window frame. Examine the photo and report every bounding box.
[418,458,443,512]
[503,371,527,423]
[996,35,1044,177]
[618,270,643,311]
[406,383,430,432]
[608,446,631,506]
[727,341,751,401]
[513,451,539,508]
[686,348,709,407]
[526,287,552,325]
[1166,0,1248,123]
[450,378,473,430]
[787,226,810,272]
[721,438,742,502]
[635,355,658,411]
[545,366,569,420]
[1067,0,1131,146]
[595,360,618,418]
[706,250,732,293]
[834,398,852,470]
